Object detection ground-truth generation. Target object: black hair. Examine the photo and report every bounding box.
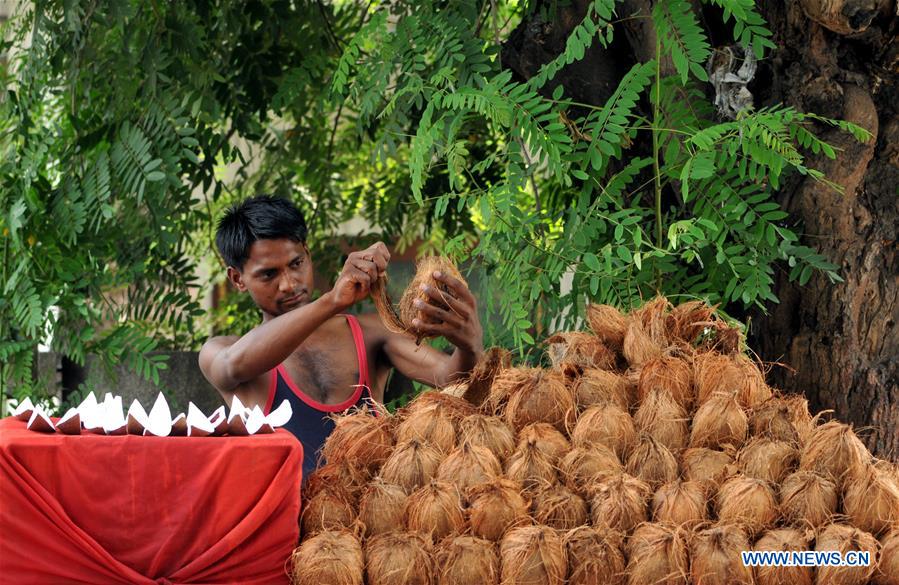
[215,195,308,270]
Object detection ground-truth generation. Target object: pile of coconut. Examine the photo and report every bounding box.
[289,295,899,585]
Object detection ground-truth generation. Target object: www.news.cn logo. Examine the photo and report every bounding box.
[741,550,871,567]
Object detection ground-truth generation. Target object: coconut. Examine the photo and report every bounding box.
[733,354,773,408]
[396,405,457,454]
[500,525,568,585]
[464,347,512,407]
[546,331,617,374]
[504,369,575,433]
[571,404,636,459]
[622,319,664,367]
[589,472,651,533]
[435,535,500,585]
[877,530,899,585]
[436,442,502,491]
[799,420,871,485]
[625,434,679,488]
[531,482,589,530]
[625,522,689,585]
[681,447,736,492]
[467,478,530,541]
[753,528,814,585]
[844,462,899,536]
[689,390,748,450]
[573,368,630,412]
[631,296,672,344]
[408,391,477,420]
[517,422,571,463]
[633,388,689,452]
[321,408,395,472]
[364,531,434,585]
[379,439,444,494]
[715,475,778,535]
[459,414,516,462]
[736,437,799,484]
[290,530,363,585]
[565,526,626,585]
[637,356,694,411]
[815,523,879,585]
[690,524,753,585]
[587,303,628,351]
[665,299,716,344]
[301,487,356,536]
[485,367,536,415]
[779,470,838,528]
[750,396,803,443]
[358,479,408,538]
[505,438,558,489]
[560,445,622,494]
[694,352,769,408]
[304,461,371,501]
[404,481,465,541]
[652,480,707,527]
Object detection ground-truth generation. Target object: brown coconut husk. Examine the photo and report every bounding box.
[637,356,695,412]
[690,524,754,585]
[485,367,536,415]
[321,408,395,472]
[665,300,717,345]
[622,319,665,368]
[500,525,568,585]
[531,482,589,530]
[625,434,679,488]
[504,438,559,489]
[373,255,466,344]
[697,320,743,355]
[586,303,628,351]
[799,420,871,485]
[517,422,571,463]
[545,332,617,375]
[564,526,626,585]
[733,354,773,408]
[364,531,434,585]
[408,391,477,420]
[464,347,512,407]
[305,461,372,501]
[573,368,630,412]
[467,478,530,541]
[736,437,799,484]
[504,369,575,434]
[435,535,500,585]
[815,523,879,585]
[693,351,770,408]
[689,390,748,450]
[633,388,689,452]
[652,480,708,527]
[844,462,899,536]
[358,479,408,538]
[589,472,651,533]
[680,447,737,493]
[436,442,502,491]
[404,481,465,541]
[379,439,444,494]
[753,528,814,585]
[571,404,637,460]
[779,470,839,529]
[631,296,673,343]
[458,414,516,463]
[301,487,356,536]
[625,522,689,585]
[396,405,458,455]
[716,475,779,536]
[440,382,469,398]
[559,445,622,495]
[877,530,899,585]
[290,530,364,585]
[750,395,803,443]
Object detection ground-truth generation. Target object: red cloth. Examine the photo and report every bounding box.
[0,416,302,585]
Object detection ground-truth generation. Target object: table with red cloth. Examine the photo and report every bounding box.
[0,416,303,585]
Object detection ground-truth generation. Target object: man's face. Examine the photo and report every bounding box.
[228,238,314,317]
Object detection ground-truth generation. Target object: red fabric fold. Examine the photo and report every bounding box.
[0,416,302,585]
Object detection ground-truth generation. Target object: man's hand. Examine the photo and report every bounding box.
[327,242,390,311]
[411,271,484,355]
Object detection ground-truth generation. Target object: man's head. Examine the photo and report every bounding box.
[216,195,313,317]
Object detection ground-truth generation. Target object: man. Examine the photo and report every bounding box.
[199,195,484,478]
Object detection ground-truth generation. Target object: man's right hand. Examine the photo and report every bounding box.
[327,242,390,311]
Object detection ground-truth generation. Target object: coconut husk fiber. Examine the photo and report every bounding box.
[321,407,395,472]
[379,439,444,494]
[633,388,689,452]
[467,478,530,541]
[589,472,651,534]
[301,487,357,536]
[637,355,694,412]
[573,368,630,412]
[545,332,617,375]
[844,462,899,536]
[463,347,512,407]
[404,481,465,541]
[516,422,571,463]
[622,319,665,367]
[372,255,466,344]
[651,480,708,527]
[304,460,371,502]
[753,528,815,585]
[290,530,364,585]
[500,525,568,585]
[664,299,717,345]
[531,482,589,530]
[564,526,626,585]
[689,390,748,450]
[877,530,899,585]
[485,367,537,415]
[364,531,435,585]
[396,403,458,455]
[559,445,622,495]
[435,535,500,585]
[358,479,407,538]
[690,524,754,585]
[504,437,559,489]
[625,433,679,489]
[779,470,839,529]
[630,296,673,345]
[715,475,778,536]
[625,522,689,585]
[693,352,770,408]
[799,420,871,486]
[458,414,516,463]
[815,523,879,585]
[407,391,477,421]
[680,447,737,493]
[586,303,628,351]
[571,404,636,460]
[504,369,575,434]
[736,437,799,484]
[436,442,502,491]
